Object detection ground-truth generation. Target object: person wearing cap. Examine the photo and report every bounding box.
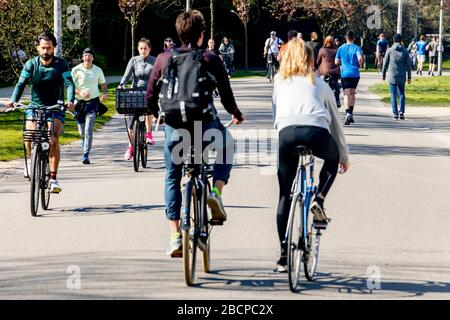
[71,48,108,164]
[382,33,412,120]
[264,31,284,78]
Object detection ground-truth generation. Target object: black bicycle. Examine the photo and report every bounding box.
[7,101,66,217]
[266,53,278,83]
[115,88,148,172]
[181,120,233,286]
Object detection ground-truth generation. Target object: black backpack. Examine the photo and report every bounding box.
[159,49,216,123]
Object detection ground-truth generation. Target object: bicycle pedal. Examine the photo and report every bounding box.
[313,221,328,230]
[209,219,223,226]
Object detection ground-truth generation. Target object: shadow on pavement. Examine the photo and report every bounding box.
[39,204,164,218]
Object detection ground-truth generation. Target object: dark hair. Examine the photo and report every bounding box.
[175,10,206,46]
[393,33,402,43]
[36,32,57,46]
[287,30,298,40]
[323,35,336,48]
[138,37,151,48]
[346,30,355,41]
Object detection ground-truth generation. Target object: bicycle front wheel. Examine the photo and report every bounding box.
[201,181,212,273]
[132,121,140,172]
[183,186,199,286]
[140,123,148,169]
[40,152,51,210]
[287,193,303,292]
[30,146,41,217]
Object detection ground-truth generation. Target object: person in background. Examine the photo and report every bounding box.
[306,32,322,69]
[317,35,341,108]
[219,37,235,78]
[71,48,108,164]
[297,32,303,40]
[163,37,176,51]
[382,34,412,120]
[118,38,156,161]
[277,30,297,64]
[12,45,27,68]
[207,38,222,58]
[415,35,427,75]
[407,38,417,71]
[335,30,363,126]
[426,36,439,76]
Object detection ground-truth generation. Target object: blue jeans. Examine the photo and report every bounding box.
[163,118,234,221]
[77,111,97,157]
[389,83,406,116]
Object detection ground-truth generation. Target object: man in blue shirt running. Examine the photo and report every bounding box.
[335,30,363,126]
[415,35,428,75]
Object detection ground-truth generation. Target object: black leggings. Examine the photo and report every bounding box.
[276,125,340,247]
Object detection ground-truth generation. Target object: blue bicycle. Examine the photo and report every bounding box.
[285,146,327,292]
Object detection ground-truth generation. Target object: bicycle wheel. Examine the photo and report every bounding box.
[270,63,276,82]
[132,121,140,172]
[140,123,148,169]
[40,152,51,210]
[304,215,321,281]
[287,193,303,292]
[202,181,212,273]
[30,146,41,217]
[183,185,199,286]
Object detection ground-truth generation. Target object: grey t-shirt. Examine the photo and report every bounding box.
[120,55,156,89]
[427,41,439,57]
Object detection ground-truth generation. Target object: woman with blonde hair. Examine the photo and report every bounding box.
[272,38,350,272]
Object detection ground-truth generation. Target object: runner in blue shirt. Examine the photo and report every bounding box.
[335,30,363,126]
[415,35,428,75]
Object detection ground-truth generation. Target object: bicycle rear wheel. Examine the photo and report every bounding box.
[287,193,303,292]
[183,185,199,286]
[304,215,321,281]
[132,121,140,172]
[30,146,41,217]
[40,152,51,210]
[270,63,276,82]
[202,181,212,273]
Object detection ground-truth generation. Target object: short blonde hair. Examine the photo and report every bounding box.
[279,38,315,84]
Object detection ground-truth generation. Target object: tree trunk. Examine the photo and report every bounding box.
[131,20,136,57]
[123,22,128,62]
[210,0,215,39]
[244,21,248,69]
[87,1,92,47]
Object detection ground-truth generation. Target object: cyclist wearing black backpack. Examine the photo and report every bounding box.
[146,10,244,257]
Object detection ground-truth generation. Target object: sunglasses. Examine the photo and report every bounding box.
[165,40,173,43]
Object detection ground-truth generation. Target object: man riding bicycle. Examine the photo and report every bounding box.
[6,32,75,193]
[219,37,235,78]
[146,10,244,257]
[264,31,283,78]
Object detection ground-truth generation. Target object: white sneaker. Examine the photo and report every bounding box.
[24,159,31,178]
[49,180,62,193]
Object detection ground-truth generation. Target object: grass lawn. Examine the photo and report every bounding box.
[232,69,266,78]
[369,76,450,106]
[0,83,119,162]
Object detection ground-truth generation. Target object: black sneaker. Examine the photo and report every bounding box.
[399,113,405,120]
[344,113,352,126]
[274,255,287,273]
[393,115,399,120]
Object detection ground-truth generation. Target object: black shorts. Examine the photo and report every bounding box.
[429,56,438,64]
[341,77,360,90]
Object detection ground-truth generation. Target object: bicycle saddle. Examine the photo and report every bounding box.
[295,145,312,156]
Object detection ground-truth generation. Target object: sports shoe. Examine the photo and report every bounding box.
[82,154,90,164]
[393,115,399,120]
[273,255,287,273]
[49,180,62,194]
[207,188,227,222]
[311,199,328,223]
[24,158,31,178]
[399,113,405,120]
[145,132,155,145]
[428,71,431,75]
[124,145,133,160]
[166,232,182,257]
[344,113,353,126]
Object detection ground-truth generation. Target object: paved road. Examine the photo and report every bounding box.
[0,73,449,299]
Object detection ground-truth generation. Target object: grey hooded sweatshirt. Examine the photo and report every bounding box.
[382,43,412,85]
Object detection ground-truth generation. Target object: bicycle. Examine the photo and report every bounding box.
[266,53,277,83]
[321,74,342,108]
[284,146,328,292]
[115,88,148,172]
[181,119,233,286]
[7,101,67,217]
[376,52,385,73]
